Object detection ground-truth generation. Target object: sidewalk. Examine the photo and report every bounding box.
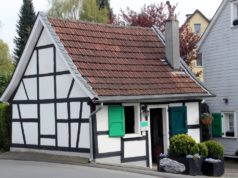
[0,151,237,178]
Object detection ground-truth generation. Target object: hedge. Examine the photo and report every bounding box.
[0,103,11,151]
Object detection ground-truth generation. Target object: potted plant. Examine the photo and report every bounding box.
[200,113,212,125]
[202,140,224,177]
[168,134,203,175]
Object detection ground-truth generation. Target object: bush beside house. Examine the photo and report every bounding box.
[0,103,11,151]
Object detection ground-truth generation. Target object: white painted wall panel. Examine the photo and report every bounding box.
[20,104,37,119]
[78,123,90,148]
[71,123,78,148]
[69,82,88,98]
[39,48,54,74]
[98,135,120,153]
[57,123,69,147]
[25,51,37,75]
[41,138,55,146]
[57,103,68,119]
[56,51,67,72]
[70,102,80,119]
[12,123,24,144]
[56,74,72,98]
[23,78,37,100]
[23,123,38,145]
[39,76,54,99]
[169,103,183,107]
[124,140,146,158]
[40,104,55,135]
[14,83,28,100]
[37,30,52,47]
[96,106,108,132]
[12,105,19,119]
[188,129,200,143]
[186,102,199,125]
[82,102,90,119]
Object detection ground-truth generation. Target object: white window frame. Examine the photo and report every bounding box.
[122,103,141,138]
[222,111,237,138]
[231,1,238,27]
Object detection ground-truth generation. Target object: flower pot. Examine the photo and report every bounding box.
[202,159,224,177]
[201,118,212,125]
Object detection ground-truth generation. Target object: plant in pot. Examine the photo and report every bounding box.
[168,134,203,175]
[200,113,212,125]
[203,140,224,177]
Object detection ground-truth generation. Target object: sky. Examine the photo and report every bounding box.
[0,0,223,54]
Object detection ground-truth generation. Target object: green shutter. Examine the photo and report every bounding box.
[212,113,222,137]
[169,106,188,136]
[108,106,125,137]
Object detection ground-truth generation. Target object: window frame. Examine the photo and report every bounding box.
[196,52,203,66]
[231,1,238,27]
[194,23,201,34]
[222,111,237,138]
[122,103,141,138]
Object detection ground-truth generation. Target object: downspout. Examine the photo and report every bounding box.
[89,102,103,162]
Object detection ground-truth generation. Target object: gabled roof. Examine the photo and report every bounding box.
[197,0,226,49]
[1,13,213,103]
[184,9,210,26]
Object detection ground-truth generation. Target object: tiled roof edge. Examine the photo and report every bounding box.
[39,12,98,98]
[151,25,165,46]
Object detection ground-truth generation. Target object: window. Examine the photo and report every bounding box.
[231,1,238,26]
[194,23,201,34]
[222,112,236,138]
[108,104,140,137]
[197,52,203,66]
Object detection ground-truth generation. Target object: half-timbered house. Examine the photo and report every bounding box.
[0,12,213,168]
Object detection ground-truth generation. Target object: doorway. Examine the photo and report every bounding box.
[150,108,164,163]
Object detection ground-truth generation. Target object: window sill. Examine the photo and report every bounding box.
[123,133,142,139]
[221,136,237,139]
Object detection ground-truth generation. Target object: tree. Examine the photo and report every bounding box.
[115,2,199,65]
[14,0,36,63]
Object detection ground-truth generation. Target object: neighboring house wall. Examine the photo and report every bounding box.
[200,1,238,156]
[11,28,91,157]
[93,101,200,168]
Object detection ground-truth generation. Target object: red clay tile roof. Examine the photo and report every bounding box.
[49,17,207,96]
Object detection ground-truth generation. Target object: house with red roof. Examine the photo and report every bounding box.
[0,12,213,168]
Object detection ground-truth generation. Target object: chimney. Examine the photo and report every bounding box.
[165,1,180,70]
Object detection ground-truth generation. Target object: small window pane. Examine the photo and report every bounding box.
[124,106,135,134]
[228,114,234,132]
[194,24,201,34]
[197,53,202,66]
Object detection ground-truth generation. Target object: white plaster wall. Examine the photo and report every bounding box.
[188,129,200,143]
[12,105,19,119]
[23,78,37,100]
[97,135,121,153]
[124,140,146,158]
[78,123,90,148]
[12,123,24,144]
[168,103,183,107]
[70,102,80,119]
[56,50,67,72]
[41,138,55,146]
[186,102,199,125]
[39,76,54,99]
[20,104,37,119]
[14,83,28,100]
[96,106,108,131]
[57,103,68,119]
[40,104,55,135]
[56,74,72,98]
[39,48,54,74]
[71,123,78,148]
[57,123,69,147]
[82,102,90,119]
[23,123,38,145]
[37,30,52,47]
[25,51,37,75]
[69,82,88,98]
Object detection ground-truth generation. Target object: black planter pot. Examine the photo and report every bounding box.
[168,156,202,175]
[202,159,224,177]
[233,19,238,26]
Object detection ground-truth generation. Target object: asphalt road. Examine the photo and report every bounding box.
[0,159,157,178]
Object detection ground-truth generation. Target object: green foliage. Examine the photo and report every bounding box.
[198,143,208,158]
[169,134,196,157]
[205,140,224,160]
[190,144,200,155]
[14,0,36,62]
[0,40,14,74]
[0,103,11,151]
[0,73,12,97]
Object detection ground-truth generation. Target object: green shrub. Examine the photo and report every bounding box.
[204,140,224,160]
[169,134,196,157]
[190,143,200,155]
[198,143,208,158]
[0,103,11,151]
